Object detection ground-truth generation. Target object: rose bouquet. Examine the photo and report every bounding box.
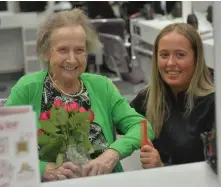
[38,99,94,168]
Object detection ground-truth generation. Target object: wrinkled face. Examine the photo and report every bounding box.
[46,25,87,82]
[157,32,195,92]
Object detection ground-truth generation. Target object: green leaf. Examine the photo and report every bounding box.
[50,107,58,123]
[68,136,76,145]
[68,114,90,134]
[50,107,69,126]
[59,138,67,152]
[49,132,61,139]
[40,120,59,134]
[57,107,69,125]
[79,123,90,134]
[71,112,90,124]
[40,140,61,162]
[72,131,86,142]
[56,153,64,167]
[60,144,66,153]
[68,116,77,128]
[38,134,51,145]
[82,139,94,154]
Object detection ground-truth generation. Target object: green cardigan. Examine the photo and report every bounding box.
[5,70,155,176]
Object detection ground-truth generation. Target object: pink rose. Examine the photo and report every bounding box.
[79,107,87,113]
[69,102,79,112]
[63,104,70,112]
[47,110,51,117]
[39,112,49,120]
[88,110,94,122]
[53,99,63,108]
[37,129,44,135]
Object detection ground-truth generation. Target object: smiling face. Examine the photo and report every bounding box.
[46,25,87,83]
[157,32,195,93]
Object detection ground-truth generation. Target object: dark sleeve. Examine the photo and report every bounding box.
[130,88,148,117]
[192,92,215,132]
[203,93,215,131]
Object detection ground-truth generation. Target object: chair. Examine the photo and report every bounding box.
[0,99,7,107]
[0,86,6,92]
[98,33,144,84]
[90,18,131,53]
[86,19,126,75]
[90,18,126,40]
[98,33,129,82]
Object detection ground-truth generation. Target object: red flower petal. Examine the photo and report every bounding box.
[37,129,44,135]
[69,102,79,112]
[79,107,87,113]
[88,110,94,122]
[39,112,49,120]
[63,104,70,112]
[53,99,63,108]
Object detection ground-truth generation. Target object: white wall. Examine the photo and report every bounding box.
[192,1,213,12]
[121,150,142,171]
[117,135,142,171]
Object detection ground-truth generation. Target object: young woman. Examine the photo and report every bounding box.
[131,23,214,168]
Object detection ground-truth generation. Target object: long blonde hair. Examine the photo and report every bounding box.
[146,23,214,138]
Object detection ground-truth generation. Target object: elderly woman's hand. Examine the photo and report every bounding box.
[43,162,82,181]
[82,149,120,177]
[140,145,164,169]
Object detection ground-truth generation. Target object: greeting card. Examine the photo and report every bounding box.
[0,106,40,187]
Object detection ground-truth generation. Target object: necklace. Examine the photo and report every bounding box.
[48,74,84,97]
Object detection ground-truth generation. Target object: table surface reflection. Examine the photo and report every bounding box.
[42,162,220,187]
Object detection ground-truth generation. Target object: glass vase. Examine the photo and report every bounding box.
[63,144,90,178]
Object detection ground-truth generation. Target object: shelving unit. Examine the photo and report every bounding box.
[22,26,41,74]
[0,1,55,75]
[0,13,37,74]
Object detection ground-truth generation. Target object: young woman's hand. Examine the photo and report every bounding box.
[140,145,164,169]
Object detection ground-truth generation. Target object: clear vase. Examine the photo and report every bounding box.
[64,144,90,178]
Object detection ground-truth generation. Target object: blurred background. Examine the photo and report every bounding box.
[0,1,214,103]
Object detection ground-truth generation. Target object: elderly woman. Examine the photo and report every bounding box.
[130,23,215,168]
[5,9,154,180]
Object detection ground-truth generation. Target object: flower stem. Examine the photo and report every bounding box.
[62,127,67,140]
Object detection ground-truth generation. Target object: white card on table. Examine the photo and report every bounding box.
[0,106,40,187]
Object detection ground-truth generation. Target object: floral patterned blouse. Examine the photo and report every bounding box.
[40,74,109,159]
